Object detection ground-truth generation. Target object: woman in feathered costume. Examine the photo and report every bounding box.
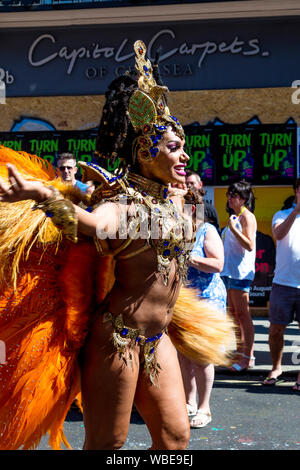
[0,41,234,450]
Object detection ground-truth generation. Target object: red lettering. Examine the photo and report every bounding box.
[256,249,265,259]
[255,262,269,273]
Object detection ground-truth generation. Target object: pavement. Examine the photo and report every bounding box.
[36,318,300,452]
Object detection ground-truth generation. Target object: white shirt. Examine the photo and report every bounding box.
[272,204,300,288]
[221,217,256,281]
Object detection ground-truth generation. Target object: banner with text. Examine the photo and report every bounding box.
[185,122,297,186]
[0,123,297,185]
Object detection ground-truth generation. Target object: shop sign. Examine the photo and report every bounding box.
[1,18,300,96]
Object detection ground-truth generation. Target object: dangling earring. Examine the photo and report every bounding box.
[135,135,153,164]
[137,148,152,164]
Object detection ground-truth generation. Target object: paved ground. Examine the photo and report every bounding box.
[37,318,300,452]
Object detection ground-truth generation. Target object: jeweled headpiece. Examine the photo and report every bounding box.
[129,41,184,162]
[95,40,184,167]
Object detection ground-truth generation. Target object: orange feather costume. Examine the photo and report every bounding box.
[0,146,234,450]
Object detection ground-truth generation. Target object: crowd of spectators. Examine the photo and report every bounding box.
[180,171,300,428]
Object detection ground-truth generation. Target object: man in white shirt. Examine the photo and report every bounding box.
[263,178,300,390]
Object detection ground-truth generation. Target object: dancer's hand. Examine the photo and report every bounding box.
[168,183,188,198]
[0,164,52,203]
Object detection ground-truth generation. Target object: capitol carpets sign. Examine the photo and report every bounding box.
[27,29,268,75]
[0,18,299,96]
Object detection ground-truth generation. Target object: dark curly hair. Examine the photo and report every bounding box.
[95,73,139,171]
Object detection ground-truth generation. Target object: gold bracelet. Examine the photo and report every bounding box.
[32,187,78,242]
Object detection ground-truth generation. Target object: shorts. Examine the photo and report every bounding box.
[221,276,252,293]
[269,283,300,326]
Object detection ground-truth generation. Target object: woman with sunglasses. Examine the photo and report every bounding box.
[221,181,257,372]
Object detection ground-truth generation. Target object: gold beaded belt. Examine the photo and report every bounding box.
[103,311,165,385]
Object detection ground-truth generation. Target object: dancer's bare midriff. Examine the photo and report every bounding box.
[104,238,182,337]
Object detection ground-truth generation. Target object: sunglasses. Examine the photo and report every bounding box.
[226,191,239,198]
[59,166,74,171]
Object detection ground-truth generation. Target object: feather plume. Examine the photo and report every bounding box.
[0,147,101,449]
[169,287,235,366]
[0,242,98,450]
[0,147,90,290]
[0,146,57,182]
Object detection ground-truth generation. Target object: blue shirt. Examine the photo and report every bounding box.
[74,180,90,194]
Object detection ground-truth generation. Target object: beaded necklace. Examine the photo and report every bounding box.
[79,162,195,285]
[125,172,194,285]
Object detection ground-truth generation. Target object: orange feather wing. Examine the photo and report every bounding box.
[0,147,114,449]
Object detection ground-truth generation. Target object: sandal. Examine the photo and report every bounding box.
[292,382,300,392]
[186,404,197,417]
[190,410,212,428]
[263,375,284,386]
[246,354,256,369]
[230,354,255,373]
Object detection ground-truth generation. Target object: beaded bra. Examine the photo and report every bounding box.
[79,161,194,285]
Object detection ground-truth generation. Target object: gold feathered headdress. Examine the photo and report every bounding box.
[95,40,184,166]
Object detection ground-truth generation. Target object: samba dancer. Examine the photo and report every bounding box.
[0,41,233,450]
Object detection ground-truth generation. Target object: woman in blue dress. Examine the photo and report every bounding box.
[179,188,227,428]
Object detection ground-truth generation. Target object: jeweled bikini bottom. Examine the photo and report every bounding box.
[102,311,165,385]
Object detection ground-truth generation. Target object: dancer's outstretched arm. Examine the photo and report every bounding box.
[0,163,119,238]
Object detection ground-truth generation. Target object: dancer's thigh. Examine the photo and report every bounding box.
[134,334,190,450]
[81,316,140,449]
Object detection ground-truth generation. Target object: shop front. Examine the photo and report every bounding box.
[1,13,300,310]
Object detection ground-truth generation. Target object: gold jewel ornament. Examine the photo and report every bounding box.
[79,159,194,285]
[78,161,195,286]
[103,310,164,384]
[94,39,184,167]
[32,188,78,243]
[129,40,185,161]
[125,172,193,285]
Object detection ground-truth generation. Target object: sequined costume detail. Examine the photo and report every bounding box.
[103,311,164,385]
[81,160,195,285]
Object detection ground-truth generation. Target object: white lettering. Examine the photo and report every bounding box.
[243,38,260,56]
[58,46,87,74]
[5,70,14,84]
[27,30,269,75]
[148,29,178,62]
[106,455,141,466]
[0,67,14,102]
[197,41,218,68]
[149,454,193,466]
[228,36,245,54]
[115,38,134,63]
[28,34,58,67]
[291,80,300,104]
